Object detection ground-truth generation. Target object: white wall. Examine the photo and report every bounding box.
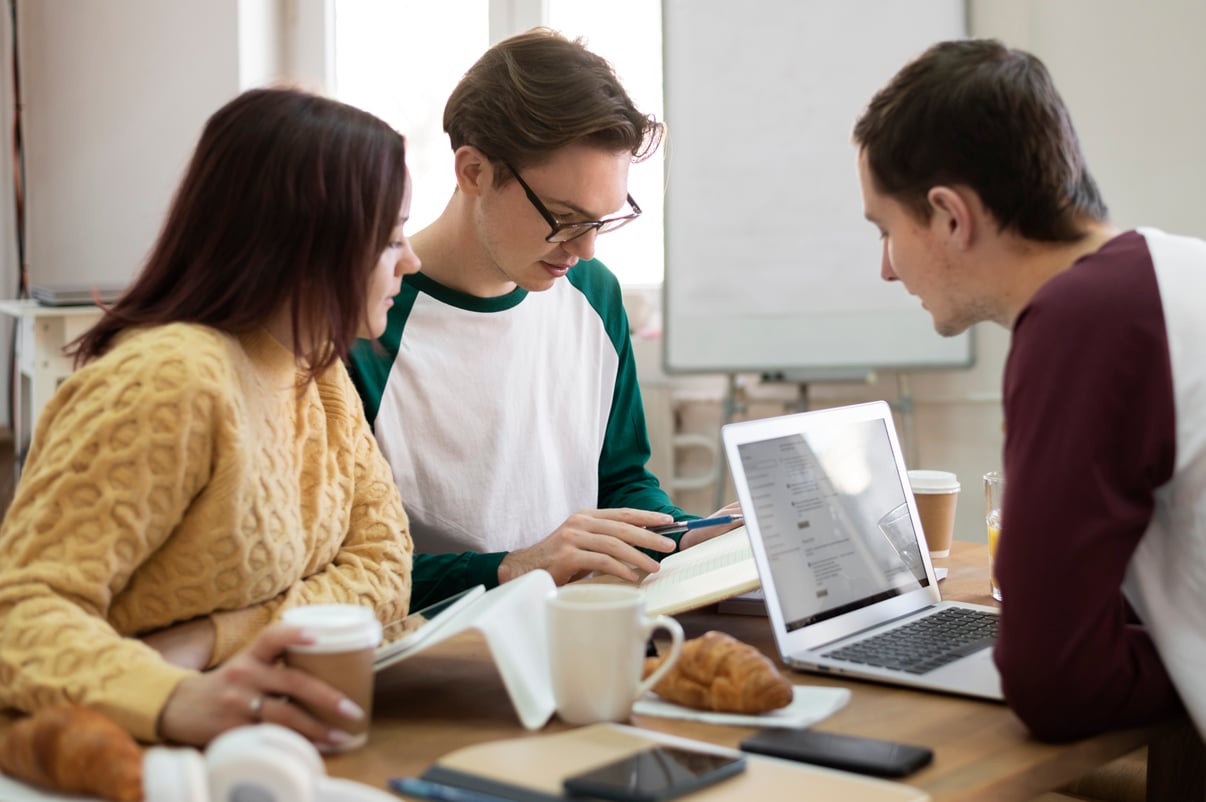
[969,0,1206,241]
[653,0,1206,545]
[0,6,16,427]
[20,1,241,291]
[0,0,330,431]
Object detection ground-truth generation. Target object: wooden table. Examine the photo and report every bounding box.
[330,541,1205,801]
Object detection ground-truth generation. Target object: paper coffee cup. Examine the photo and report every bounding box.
[907,470,960,557]
[281,604,382,751]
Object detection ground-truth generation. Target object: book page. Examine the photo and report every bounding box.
[639,526,761,616]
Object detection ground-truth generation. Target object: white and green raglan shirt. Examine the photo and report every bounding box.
[348,258,687,609]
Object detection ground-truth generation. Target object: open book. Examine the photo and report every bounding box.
[415,722,929,802]
[368,529,762,730]
[640,525,760,616]
[373,571,558,730]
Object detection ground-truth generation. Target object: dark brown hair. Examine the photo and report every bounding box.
[444,27,663,184]
[70,87,408,379]
[853,39,1106,242]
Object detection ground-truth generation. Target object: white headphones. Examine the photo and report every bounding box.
[143,724,398,802]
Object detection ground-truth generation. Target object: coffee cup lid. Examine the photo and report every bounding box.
[907,469,960,493]
[281,604,382,652]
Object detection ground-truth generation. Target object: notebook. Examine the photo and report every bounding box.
[370,571,559,730]
[417,721,929,802]
[722,400,1003,701]
[639,524,761,615]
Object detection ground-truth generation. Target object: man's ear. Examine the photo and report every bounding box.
[927,185,974,249]
[453,146,493,196]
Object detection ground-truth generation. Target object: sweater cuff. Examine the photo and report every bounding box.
[209,606,273,667]
[99,663,195,743]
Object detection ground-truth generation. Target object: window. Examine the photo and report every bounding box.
[332,1,665,286]
[547,2,665,287]
[332,1,488,237]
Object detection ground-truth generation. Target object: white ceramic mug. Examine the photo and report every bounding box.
[547,585,684,725]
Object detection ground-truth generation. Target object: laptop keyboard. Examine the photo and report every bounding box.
[821,607,998,675]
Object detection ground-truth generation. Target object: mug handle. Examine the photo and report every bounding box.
[634,615,685,700]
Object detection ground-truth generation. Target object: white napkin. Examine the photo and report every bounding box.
[0,772,97,801]
[633,685,850,728]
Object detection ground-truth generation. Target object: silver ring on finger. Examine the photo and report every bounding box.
[248,693,265,721]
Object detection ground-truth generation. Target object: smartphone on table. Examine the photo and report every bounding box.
[740,727,933,778]
[563,745,746,802]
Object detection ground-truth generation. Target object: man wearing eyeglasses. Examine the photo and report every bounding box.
[349,28,737,608]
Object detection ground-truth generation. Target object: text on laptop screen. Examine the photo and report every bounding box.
[736,417,929,631]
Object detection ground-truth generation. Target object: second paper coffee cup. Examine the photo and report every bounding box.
[907,469,960,557]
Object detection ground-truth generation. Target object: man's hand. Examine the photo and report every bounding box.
[678,501,744,550]
[498,508,679,585]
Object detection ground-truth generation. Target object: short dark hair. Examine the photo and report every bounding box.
[853,38,1107,242]
[444,27,663,184]
[71,87,408,380]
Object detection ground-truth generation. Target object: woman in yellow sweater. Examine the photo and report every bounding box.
[0,87,419,749]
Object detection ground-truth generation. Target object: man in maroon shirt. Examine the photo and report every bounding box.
[852,39,1206,742]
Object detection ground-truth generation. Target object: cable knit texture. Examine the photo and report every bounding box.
[0,323,413,742]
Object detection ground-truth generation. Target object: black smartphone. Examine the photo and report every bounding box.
[563,746,747,802]
[740,727,933,778]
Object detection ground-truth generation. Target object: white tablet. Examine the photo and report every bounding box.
[374,585,486,671]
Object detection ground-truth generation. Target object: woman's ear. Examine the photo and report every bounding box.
[927,185,974,249]
[453,146,492,197]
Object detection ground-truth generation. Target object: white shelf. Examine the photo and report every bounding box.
[0,300,105,478]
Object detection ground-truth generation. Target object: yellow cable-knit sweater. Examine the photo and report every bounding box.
[0,323,413,741]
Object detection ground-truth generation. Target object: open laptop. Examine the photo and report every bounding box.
[722,400,1003,701]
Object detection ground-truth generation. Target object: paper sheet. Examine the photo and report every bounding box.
[0,773,96,802]
[633,685,850,728]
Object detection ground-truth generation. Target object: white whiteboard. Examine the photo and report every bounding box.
[662,0,971,375]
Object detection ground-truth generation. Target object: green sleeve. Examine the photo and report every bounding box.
[411,551,506,609]
[348,279,419,424]
[567,261,692,559]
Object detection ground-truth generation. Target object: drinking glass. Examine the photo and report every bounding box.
[984,471,1005,602]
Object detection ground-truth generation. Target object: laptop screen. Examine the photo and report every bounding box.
[732,410,929,632]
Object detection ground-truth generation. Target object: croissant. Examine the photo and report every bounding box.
[0,704,143,801]
[644,630,794,714]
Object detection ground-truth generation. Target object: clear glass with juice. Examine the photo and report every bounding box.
[984,471,1005,602]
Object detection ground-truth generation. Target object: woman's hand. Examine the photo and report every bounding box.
[156,623,365,749]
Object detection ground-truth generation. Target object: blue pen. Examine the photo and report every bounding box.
[389,777,515,802]
[647,513,743,535]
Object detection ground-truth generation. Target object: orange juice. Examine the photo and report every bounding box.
[984,471,1005,602]
[986,511,1002,601]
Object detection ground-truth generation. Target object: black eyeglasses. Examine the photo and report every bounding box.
[504,161,641,243]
